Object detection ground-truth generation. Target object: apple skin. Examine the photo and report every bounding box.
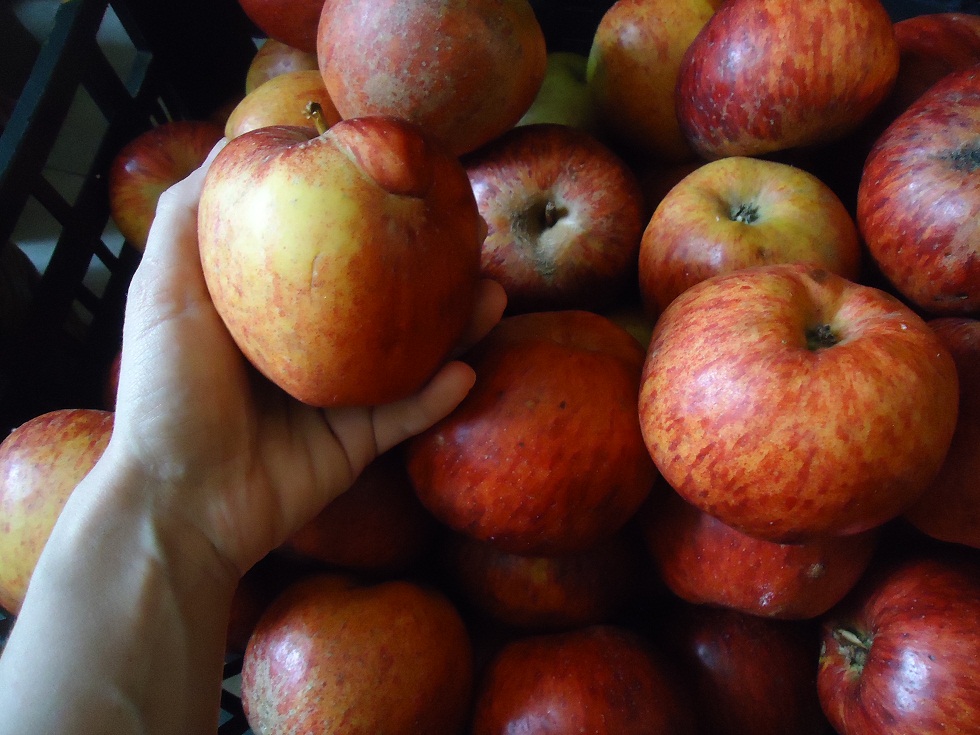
[639,489,878,620]
[108,120,224,251]
[236,0,321,53]
[903,318,980,548]
[675,0,899,160]
[857,66,980,316]
[197,116,484,407]
[471,624,696,735]
[638,156,862,317]
[280,450,439,575]
[585,0,722,165]
[224,69,340,139]
[0,408,113,615]
[638,263,960,543]
[663,603,829,735]
[317,0,547,156]
[818,552,980,735]
[405,309,658,556]
[444,528,642,632]
[515,51,599,134]
[464,122,646,314]
[241,573,474,735]
[244,38,319,94]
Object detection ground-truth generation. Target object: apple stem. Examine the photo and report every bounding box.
[730,201,760,224]
[543,200,564,229]
[305,102,330,135]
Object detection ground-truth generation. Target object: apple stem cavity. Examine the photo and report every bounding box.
[730,201,760,224]
[833,626,873,674]
[806,323,839,351]
[305,101,330,135]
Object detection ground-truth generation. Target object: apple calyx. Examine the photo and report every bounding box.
[943,141,980,172]
[830,626,873,676]
[304,101,331,135]
[730,201,760,224]
[806,323,839,351]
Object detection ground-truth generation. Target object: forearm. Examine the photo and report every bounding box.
[0,443,239,735]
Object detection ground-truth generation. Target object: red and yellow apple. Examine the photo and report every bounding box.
[244,38,318,94]
[638,155,862,317]
[316,0,547,155]
[224,69,340,139]
[639,263,959,542]
[197,116,484,407]
[236,0,322,54]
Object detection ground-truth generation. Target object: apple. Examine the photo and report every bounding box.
[638,155,863,317]
[241,572,474,735]
[108,119,224,252]
[244,38,319,94]
[638,263,960,543]
[903,317,980,548]
[818,552,980,735]
[515,51,600,134]
[463,122,646,314]
[471,624,696,735]
[236,0,322,53]
[639,489,878,619]
[444,528,642,631]
[856,65,980,316]
[0,408,113,615]
[405,309,658,556]
[280,449,439,575]
[197,115,484,407]
[585,0,722,165]
[675,0,900,160]
[316,0,547,155]
[663,603,829,735]
[224,69,340,139]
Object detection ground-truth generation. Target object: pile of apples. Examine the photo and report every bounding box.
[2,0,980,733]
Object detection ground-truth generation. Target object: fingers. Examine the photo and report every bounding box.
[454,278,507,357]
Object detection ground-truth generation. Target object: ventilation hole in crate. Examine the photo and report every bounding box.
[11,196,61,276]
[95,4,139,84]
[45,87,108,207]
[81,250,112,300]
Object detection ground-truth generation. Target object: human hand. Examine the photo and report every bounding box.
[108,139,506,575]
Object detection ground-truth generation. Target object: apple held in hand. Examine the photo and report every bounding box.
[242,573,474,735]
[317,0,546,156]
[676,0,899,160]
[638,155,862,317]
[197,116,484,407]
[464,123,646,314]
[639,263,959,542]
[586,0,722,165]
[471,625,696,735]
[639,489,878,619]
[224,69,340,139]
[903,317,980,548]
[108,120,224,251]
[405,310,657,556]
[857,66,980,316]
[818,553,980,735]
[0,409,113,614]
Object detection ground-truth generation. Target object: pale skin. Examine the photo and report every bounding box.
[0,140,506,735]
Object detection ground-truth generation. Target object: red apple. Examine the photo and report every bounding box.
[818,552,980,735]
[445,528,642,631]
[280,450,439,574]
[236,0,322,54]
[903,317,980,548]
[316,0,547,155]
[638,263,960,542]
[0,408,113,614]
[108,119,224,252]
[405,309,658,556]
[242,573,474,734]
[224,69,340,139]
[471,624,696,735]
[857,65,980,316]
[463,122,646,314]
[244,37,319,94]
[663,603,828,735]
[585,0,722,165]
[638,155,862,317]
[675,0,900,160]
[197,116,484,407]
[639,489,878,619]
